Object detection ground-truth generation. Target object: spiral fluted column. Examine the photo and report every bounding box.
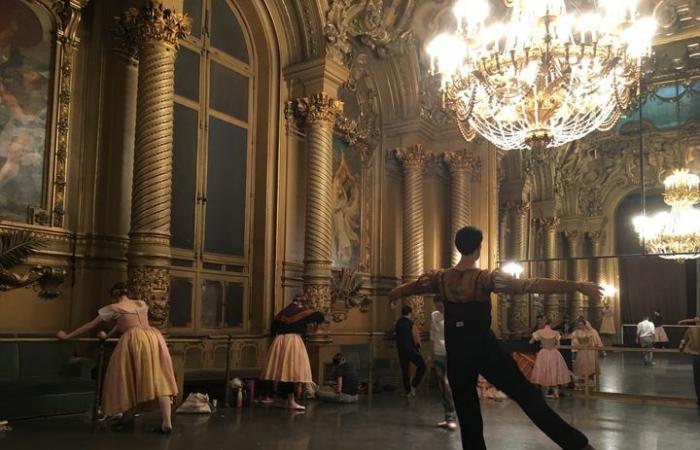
[286,93,343,316]
[123,1,189,328]
[394,145,429,326]
[508,202,530,334]
[565,230,588,320]
[589,231,605,326]
[443,151,473,266]
[498,211,510,334]
[543,217,563,325]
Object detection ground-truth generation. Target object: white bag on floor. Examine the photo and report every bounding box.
[176,393,213,414]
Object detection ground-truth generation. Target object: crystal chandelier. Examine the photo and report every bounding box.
[633,169,700,260]
[426,0,656,151]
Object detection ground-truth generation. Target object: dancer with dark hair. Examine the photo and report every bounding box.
[56,282,178,433]
[388,226,602,450]
[394,304,426,398]
[315,353,359,403]
[262,294,325,411]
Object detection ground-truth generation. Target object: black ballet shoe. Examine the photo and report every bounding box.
[153,425,172,435]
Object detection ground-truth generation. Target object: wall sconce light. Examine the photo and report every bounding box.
[502,262,524,279]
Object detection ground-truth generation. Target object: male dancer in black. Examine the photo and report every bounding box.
[389,226,601,450]
[394,305,426,397]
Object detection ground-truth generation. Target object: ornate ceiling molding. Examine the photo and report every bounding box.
[324,0,418,65]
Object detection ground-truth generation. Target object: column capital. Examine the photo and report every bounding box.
[286,92,344,126]
[588,230,605,245]
[564,229,581,243]
[512,201,530,217]
[442,150,473,174]
[540,216,560,231]
[119,1,190,49]
[113,13,139,64]
[392,144,430,170]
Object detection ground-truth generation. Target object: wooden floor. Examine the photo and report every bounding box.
[2,391,699,450]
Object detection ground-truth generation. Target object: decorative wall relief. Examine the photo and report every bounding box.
[325,0,417,63]
[331,136,361,269]
[0,0,52,223]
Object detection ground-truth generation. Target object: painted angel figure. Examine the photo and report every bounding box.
[332,151,360,267]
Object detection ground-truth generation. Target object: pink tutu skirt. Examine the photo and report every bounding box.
[262,334,313,383]
[102,327,178,416]
[530,348,571,387]
[655,326,669,343]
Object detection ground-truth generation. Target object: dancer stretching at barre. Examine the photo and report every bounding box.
[57,282,178,433]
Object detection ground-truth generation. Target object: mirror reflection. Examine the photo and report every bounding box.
[497,80,700,402]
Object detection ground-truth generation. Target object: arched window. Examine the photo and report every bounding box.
[168,0,253,333]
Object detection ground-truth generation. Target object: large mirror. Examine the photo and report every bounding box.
[496,76,700,402]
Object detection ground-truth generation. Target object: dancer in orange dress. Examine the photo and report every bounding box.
[56,282,178,433]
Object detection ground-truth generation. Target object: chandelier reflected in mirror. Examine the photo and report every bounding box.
[426,0,656,151]
[633,169,700,260]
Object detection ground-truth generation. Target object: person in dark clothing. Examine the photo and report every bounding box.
[316,353,359,403]
[394,305,426,398]
[262,294,325,410]
[555,316,574,371]
[389,226,602,450]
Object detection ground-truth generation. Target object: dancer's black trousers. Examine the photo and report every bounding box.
[397,348,426,393]
[444,303,588,450]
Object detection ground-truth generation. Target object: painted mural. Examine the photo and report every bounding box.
[0,0,51,222]
[332,137,361,268]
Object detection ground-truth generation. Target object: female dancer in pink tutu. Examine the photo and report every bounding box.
[529,318,571,398]
[262,294,325,410]
[57,282,178,433]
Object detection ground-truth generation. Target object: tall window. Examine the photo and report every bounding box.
[168,0,252,333]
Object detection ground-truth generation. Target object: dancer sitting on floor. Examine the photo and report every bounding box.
[530,318,571,399]
[316,353,359,403]
[388,226,602,450]
[56,282,178,433]
[262,294,325,411]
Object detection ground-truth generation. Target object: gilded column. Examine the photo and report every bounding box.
[542,217,563,325]
[286,94,343,315]
[565,230,588,320]
[508,202,530,334]
[124,2,190,328]
[394,145,430,326]
[443,151,473,266]
[589,231,605,326]
[498,210,510,334]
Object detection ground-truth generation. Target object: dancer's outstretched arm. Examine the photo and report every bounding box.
[388,272,438,304]
[489,271,603,300]
[56,316,102,340]
[678,317,700,325]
